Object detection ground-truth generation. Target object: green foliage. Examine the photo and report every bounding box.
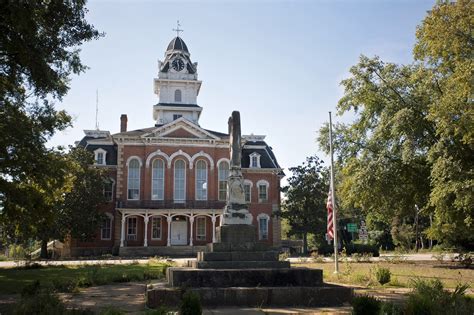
[352,295,381,315]
[98,308,125,315]
[180,290,202,315]
[280,155,329,253]
[317,1,473,248]
[374,266,391,285]
[405,278,473,315]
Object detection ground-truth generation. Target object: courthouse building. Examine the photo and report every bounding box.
[70,35,284,256]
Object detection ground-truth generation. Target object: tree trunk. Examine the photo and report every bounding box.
[40,239,48,259]
[303,232,308,254]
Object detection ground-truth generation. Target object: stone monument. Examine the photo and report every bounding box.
[146,111,353,308]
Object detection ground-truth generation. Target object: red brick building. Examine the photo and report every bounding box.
[70,35,284,257]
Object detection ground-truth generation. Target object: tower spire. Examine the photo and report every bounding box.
[173,20,183,37]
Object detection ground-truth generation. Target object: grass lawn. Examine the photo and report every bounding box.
[0,261,168,295]
[295,261,474,289]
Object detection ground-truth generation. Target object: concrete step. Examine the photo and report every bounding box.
[192,260,290,269]
[147,283,353,308]
[167,267,322,287]
[197,251,279,262]
[119,246,206,257]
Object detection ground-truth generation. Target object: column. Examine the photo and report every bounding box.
[120,213,125,247]
[189,215,194,246]
[211,214,216,243]
[143,215,149,247]
[167,216,172,247]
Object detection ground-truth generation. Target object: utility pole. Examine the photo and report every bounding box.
[329,112,339,273]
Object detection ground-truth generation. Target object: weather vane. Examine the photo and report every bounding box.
[173,20,183,37]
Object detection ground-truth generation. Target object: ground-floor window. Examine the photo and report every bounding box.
[152,217,162,240]
[127,217,137,240]
[258,214,269,240]
[101,216,112,240]
[196,217,206,241]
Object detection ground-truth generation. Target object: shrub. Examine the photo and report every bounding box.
[180,290,202,315]
[375,267,391,285]
[99,307,125,315]
[279,252,290,261]
[405,278,473,315]
[352,295,381,315]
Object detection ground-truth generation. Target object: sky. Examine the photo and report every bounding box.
[50,0,435,177]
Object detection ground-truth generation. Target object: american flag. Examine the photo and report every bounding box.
[326,190,334,240]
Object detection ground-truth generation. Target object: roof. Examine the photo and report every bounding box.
[155,103,201,108]
[167,37,189,53]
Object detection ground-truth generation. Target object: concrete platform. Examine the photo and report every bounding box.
[192,260,291,269]
[147,283,353,308]
[167,267,323,287]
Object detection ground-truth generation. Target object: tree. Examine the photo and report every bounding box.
[317,1,473,248]
[280,156,329,254]
[0,1,102,251]
[1,148,105,258]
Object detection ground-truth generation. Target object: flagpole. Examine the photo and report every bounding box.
[329,111,339,273]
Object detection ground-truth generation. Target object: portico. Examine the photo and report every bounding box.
[117,208,222,248]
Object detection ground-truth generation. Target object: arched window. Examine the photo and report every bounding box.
[152,159,165,200]
[195,160,208,200]
[257,180,269,203]
[174,89,182,102]
[174,159,186,201]
[218,161,229,201]
[127,159,140,200]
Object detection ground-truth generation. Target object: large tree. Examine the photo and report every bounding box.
[280,156,329,253]
[318,0,473,248]
[0,1,102,252]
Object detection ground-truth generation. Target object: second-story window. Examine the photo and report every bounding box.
[195,160,207,200]
[244,183,251,203]
[258,183,268,202]
[174,89,182,102]
[218,161,229,201]
[103,179,114,202]
[174,159,186,202]
[127,159,140,200]
[152,159,165,200]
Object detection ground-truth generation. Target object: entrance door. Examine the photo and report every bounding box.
[170,221,188,245]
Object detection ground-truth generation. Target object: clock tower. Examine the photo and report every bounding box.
[153,33,203,125]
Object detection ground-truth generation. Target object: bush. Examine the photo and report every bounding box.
[180,290,202,315]
[375,267,391,285]
[352,295,381,315]
[405,278,473,315]
[345,243,380,257]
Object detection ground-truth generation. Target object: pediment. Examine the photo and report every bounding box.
[142,118,221,140]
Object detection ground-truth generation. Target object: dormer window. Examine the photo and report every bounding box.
[249,152,261,168]
[174,89,182,102]
[94,148,107,165]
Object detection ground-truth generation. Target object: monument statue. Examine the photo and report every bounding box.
[222,111,252,225]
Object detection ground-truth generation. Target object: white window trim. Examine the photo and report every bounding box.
[195,160,208,201]
[94,148,107,166]
[217,160,230,201]
[127,216,137,240]
[103,178,115,202]
[127,157,142,201]
[243,179,253,203]
[174,159,187,202]
[151,216,162,240]
[151,159,165,201]
[196,216,207,240]
[249,152,261,168]
[257,213,270,240]
[100,213,114,240]
[256,179,269,203]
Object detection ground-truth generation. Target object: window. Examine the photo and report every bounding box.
[258,183,268,202]
[152,159,165,200]
[103,179,114,202]
[174,89,182,102]
[250,152,261,168]
[195,160,207,200]
[174,160,186,201]
[101,216,112,240]
[258,215,269,240]
[244,183,251,203]
[127,217,137,240]
[196,217,206,241]
[218,161,229,201]
[94,148,107,165]
[127,159,140,200]
[151,217,162,240]
[173,114,182,120]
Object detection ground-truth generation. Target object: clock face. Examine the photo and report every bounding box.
[172,58,185,72]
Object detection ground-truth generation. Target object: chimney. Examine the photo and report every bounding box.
[120,114,128,133]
